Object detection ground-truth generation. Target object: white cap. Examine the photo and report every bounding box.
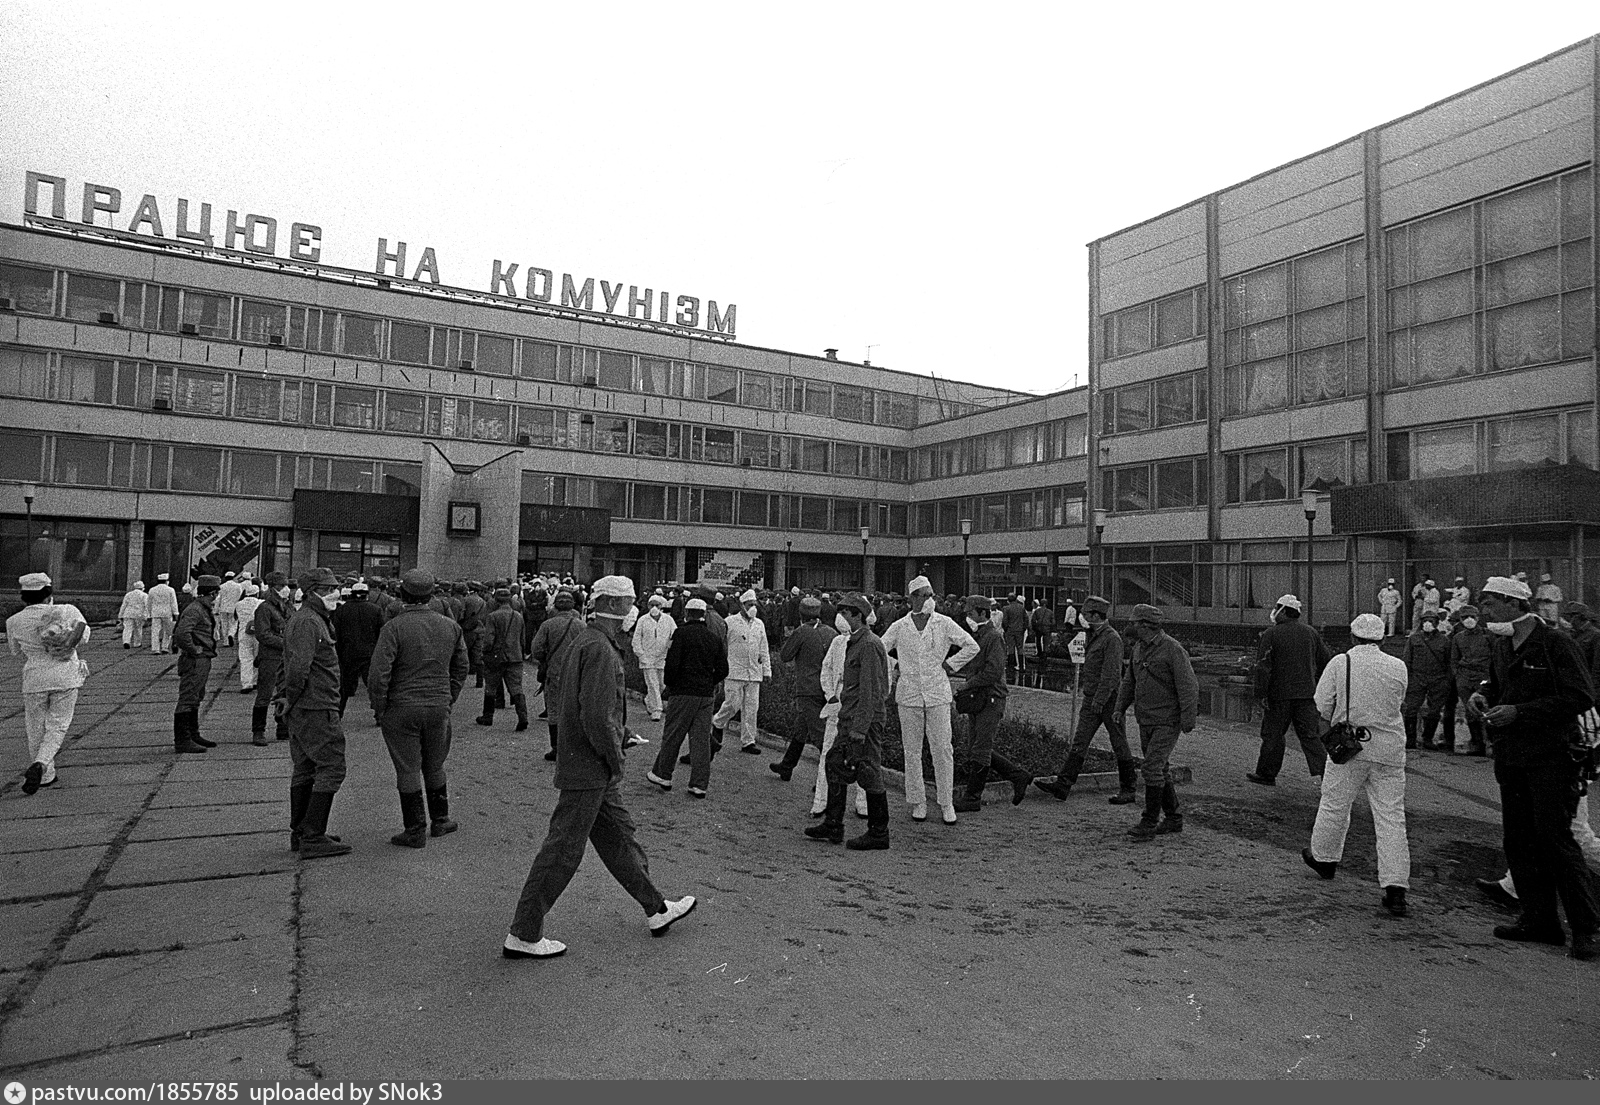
[791,586,800,595]
[156,572,169,581]
[1386,578,1395,584]
[224,570,235,578]
[1275,594,1302,612]
[686,597,708,612]
[240,571,252,580]
[19,571,51,590]
[1541,573,1552,582]
[591,575,636,599]
[1350,613,1386,640]
[907,575,932,594]
[715,592,724,601]
[133,580,145,589]
[1482,575,1533,601]
[740,589,757,604]
[648,594,665,607]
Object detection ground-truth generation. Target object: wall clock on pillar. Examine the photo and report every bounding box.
[448,501,481,535]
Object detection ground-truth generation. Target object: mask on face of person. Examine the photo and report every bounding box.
[1486,621,1516,636]
[1462,617,1478,629]
[277,586,292,601]
[1423,622,1437,634]
[921,596,936,615]
[966,616,984,632]
[321,589,341,611]
[835,614,851,635]
[622,606,639,632]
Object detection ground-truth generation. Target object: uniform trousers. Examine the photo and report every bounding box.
[1309,756,1410,889]
[379,704,451,794]
[176,655,212,709]
[826,724,887,795]
[508,782,667,942]
[1255,698,1327,780]
[1068,698,1134,762]
[121,618,145,648]
[288,705,347,793]
[712,678,761,746]
[898,703,955,811]
[151,615,174,654]
[255,654,284,721]
[216,610,236,645]
[1137,723,1182,787]
[812,712,868,816]
[485,661,525,704]
[1402,676,1450,722]
[641,667,665,717]
[238,633,260,690]
[1382,610,1399,636]
[1494,758,1600,935]
[338,654,373,710]
[1504,796,1600,896]
[654,693,715,791]
[21,688,78,784]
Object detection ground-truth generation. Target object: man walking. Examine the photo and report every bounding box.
[772,595,835,782]
[148,572,178,654]
[118,580,148,649]
[476,587,529,731]
[1118,604,1199,841]
[281,567,352,859]
[1247,595,1332,786]
[368,569,470,849]
[1030,599,1056,661]
[881,575,978,825]
[1002,594,1028,671]
[251,572,292,746]
[1535,573,1564,623]
[172,574,220,753]
[502,576,697,959]
[711,588,771,754]
[528,589,585,762]
[951,595,1030,812]
[647,597,728,798]
[632,594,676,722]
[8,572,89,793]
[235,582,263,694]
[331,581,383,716]
[215,571,243,647]
[1378,578,1402,637]
[805,595,892,849]
[1034,595,1140,803]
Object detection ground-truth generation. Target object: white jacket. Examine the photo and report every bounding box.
[118,589,150,620]
[819,633,848,718]
[7,603,91,693]
[147,584,179,618]
[216,579,243,615]
[631,611,676,669]
[724,612,772,682]
[881,611,979,707]
[1314,644,1409,767]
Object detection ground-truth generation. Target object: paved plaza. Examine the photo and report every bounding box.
[1,637,1597,1079]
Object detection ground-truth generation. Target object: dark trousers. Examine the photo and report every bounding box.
[965,697,1026,788]
[1138,723,1182,787]
[288,705,347,793]
[338,655,371,712]
[1066,698,1135,764]
[380,704,452,793]
[792,694,827,749]
[1494,758,1600,936]
[1255,697,1327,780]
[254,653,288,737]
[826,722,887,795]
[176,654,212,709]
[1402,676,1450,721]
[486,662,525,704]
[654,694,715,790]
[508,782,667,942]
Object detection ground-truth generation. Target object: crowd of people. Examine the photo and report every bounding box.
[7,562,1598,962]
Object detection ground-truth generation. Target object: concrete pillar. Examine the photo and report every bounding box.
[416,445,523,581]
[672,547,687,584]
[292,529,316,579]
[126,519,146,588]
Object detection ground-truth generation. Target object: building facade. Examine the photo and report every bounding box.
[1089,35,1600,635]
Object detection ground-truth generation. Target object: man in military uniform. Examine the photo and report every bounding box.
[331,581,384,716]
[528,589,585,760]
[1034,595,1139,803]
[772,594,835,781]
[172,574,220,753]
[477,588,529,731]
[951,595,1031,812]
[368,569,470,848]
[251,572,292,746]
[804,594,892,849]
[1117,604,1199,842]
[281,567,351,859]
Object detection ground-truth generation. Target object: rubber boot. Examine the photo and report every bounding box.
[390,791,429,848]
[174,711,208,754]
[187,710,217,748]
[990,751,1032,806]
[476,695,496,727]
[847,791,891,850]
[1156,782,1183,834]
[426,786,458,837]
[275,710,289,741]
[1464,716,1488,756]
[953,769,986,813]
[1127,786,1164,841]
[1108,759,1139,804]
[1419,714,1441,751]
[288,783,314,852]
[298,791,352,859]
[544,723,558,762]
[512,695,529,733]
[475,670,484,688]
[250,704,269,747]
[1403,715,1418,750]
[771,739,807,781]
[805,782,847,843]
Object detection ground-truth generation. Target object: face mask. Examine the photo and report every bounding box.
[1486,621,1516,636]
[921,596,936,615]
[1462,618,1477,629]
[1423,624,1436,634]
[622,607,639,632]
[966,616,984,632]
[866,611,877,627]
[835,614,851,634]
[743,604,757,618]
[321,591,342,611]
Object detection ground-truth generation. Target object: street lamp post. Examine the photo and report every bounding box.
[1092,508,1108,602]
[21,483,37,572]
[785,539,792,591]
[959,518,972,597]
[859,526,870,592]
[1301,489,1318,622]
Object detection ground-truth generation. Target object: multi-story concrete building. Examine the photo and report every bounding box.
[1089,35,1600,636]
[0,208,1090,613]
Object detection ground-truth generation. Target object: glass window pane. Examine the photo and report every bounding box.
[1484,179,1559,261]
[169,445,223,492]
[595,479,628,516]
[801,439,829,472]
[738,491,769,528]
[1414,425,1477,478]
[702,488,734,525]
[1230,357,1288,415]
[1411,206,1474,280]
[1241,266,1287,323]
[1114,385,1151,432]
[182,292,232,338]
[705,366,738,404]
[384,392,425,434]
[597,351,633,390]
[1296,345,1348,404]
[58,356,114,404]
[238,300,287,344]
[1566,290,1595,359]
[173,368,227,415]
[1488,298,1560,371]
[0,263,55,314]
[590,414,628,453]
[804,382,831,416]
[233,376,280,420]
[1299,440,1349,491]
[1568,412,1597,469]
[800,496,829,530]
[1563,170,1592,240]
[0,348,48,397]
[1156,293,1194,346]
[740,372,772,408]
[703,427,734,464]
[390,322,430,365]
[1113,467,1150,512]
[638,357,669,394]
[1154,375,1194,426]
[1293,302,1346,350]
[1412,316,1474,382]
[327,459,375,493]
[477,335,513,376]
[1486,415,1560,471]
[1110,305,1151,357]
[332,386,377,430]
[54,437,109,485]
[229,451,279,496]
[0,430,43,480]
[63,274,120,321]
[634,420,669,457]
[1486,247,1560,307]
[521,341,559,381]
[1155,460,1194,508]
[1409,271,1473,324]
[340,315,383,359]
[833,443,860,476]
[1243,449,1289,502]
[833,385,867,422]
[383,463,421,497]
[1293,246,1347,311]
[1243,317,1287,360]
[633,483,666,520]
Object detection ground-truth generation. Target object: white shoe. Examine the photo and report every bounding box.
[624,732,650,748]
[645,770,673,791]
[502,934,566,959]
[941,805,959,825]
[910,804,927,822]
[649,712,662,722]
[649,895,697,936]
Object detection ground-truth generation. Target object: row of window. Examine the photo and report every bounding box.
[1385,406,1596,482]
[0,262,964,426]
[911,416,1087,480]
[1224,437,1369,504]
[1103,287,1206,360]
[1100,371,1208,435]
[911,485,1087,537]
[1101,457,1210,514]
[0,348,913,480]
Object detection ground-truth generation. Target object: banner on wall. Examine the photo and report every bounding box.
[190,524,261,580]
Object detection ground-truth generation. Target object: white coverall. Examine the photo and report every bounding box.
[631,609,676,719]
[234,593,263,690]
[712,611,771,747]
[148,583,179,653]
[215,578,243,645]
[881,609,979,819]
[7,602,90,786]
[118,586,149,648]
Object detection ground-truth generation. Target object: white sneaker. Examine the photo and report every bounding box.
[941,805,959,825]
[649,895,697,936]
[645,770,673,791]
[624,732,650,748]
[910,803,927,822]
[649,712,663,721]
[502,934,566,959]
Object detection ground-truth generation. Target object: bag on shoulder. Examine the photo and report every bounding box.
[1321,653,1370,765]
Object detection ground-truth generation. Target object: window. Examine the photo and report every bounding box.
[1225,439,1366,502]
[229,451,282,497]
[57,356,115,404]
[181,291,232,339]
[0,430,44,480]
[789,379,831,417]
[1102,458,1206,513]
[1102,372,1206,435]
[701,488,734,525]
[591,415,629,453]
[238,300,287,344]
[1107,466,1150,512]
[705,366,738,404]
[390,322,431,365]
[384,392,426,434]
[1414,424,1478,479]
[740,372,773,409]
[877,391,916,427]
[738,432,773,467]
[172,368,227,415]
[832,499,861,532]
[595,479,628,516]
[327,459,376,493]
[516,406,564,447]
[632,483,667,520]
[833,385,870,422]
[169,445,223,492]
[702,427,735,464]
[634,420,669,458]
[521,340,560,381]
[638,357,670,394]
[54,437,110,486]
[0,263,55,314]
[738,491,770,528]
[63,274,120,322]
[339,314,383,359]
[384,463,422,497]
[799,496,830,531]
[467,401,512,443]
[1103,287,1205,359]
[333,386,378,430]
[800,438,829,473]
[1224,240,1365,414]
[597,351,633,391]
[1486,415,1560,471]
[0,348,48,397]
[1388,169,1592,386]
[476,335,513,376]
[833,443,862,477]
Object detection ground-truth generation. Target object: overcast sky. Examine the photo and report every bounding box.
[2,2,1596,396]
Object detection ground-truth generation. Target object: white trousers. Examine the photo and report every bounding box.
[811,713,867,816]
[151,615,174,653]
[216,610,236,644]
[641,667,665,716]
[899,703,955,812]
[1502,796,1600,896]
[1309,756,1411,889]
[712,679,761,746]
[1382,611,1398,636]
[22,689,78,784]
[238,633,260,689]
[121,618,145,647]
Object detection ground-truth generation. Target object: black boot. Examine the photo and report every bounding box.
[1464,716,1488,756]
[545,723,558,761]
[174,711,207,754]
[476,695,495,727]
[390,791,428,848]
[1127,786,1165,841]
[288,783,314,852]
[953,769,985,813]
[1156,782,1183,833]
[298,791,352,859]
[805,783,847,843]
[1108,759,1139,804]
[512,695,529,732]
[1404,715,1418,750]
[847,791,891,850]
[771,739,807,781]
[187,710,217,748]
[990,751,1031,806]
[251,705,269,747]
[1420,714,1441,750]
[426,786,458,837]
[474,670,484,688]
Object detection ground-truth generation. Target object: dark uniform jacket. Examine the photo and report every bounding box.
[529,609,585,702]
[1002,601,1027,638]
[1118,631,1199,731]
[282,600,341,711]
[253,592,289,656]
[663,620,729,699]
[1403,630,1452,683]
[367,605,468,713]
[483,605,527,665]
[330,598,383,665]
[1079,621,1125,712]
[554,621,630,790]
[840,627,890,739]
[1449,626,1493,686]
[953,620,1008,701]
[779,621,836,700]
[1481,617,1594,766]
[1255,618,1332,700]
[174,597,217,659]
[1567,623,1600,689]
